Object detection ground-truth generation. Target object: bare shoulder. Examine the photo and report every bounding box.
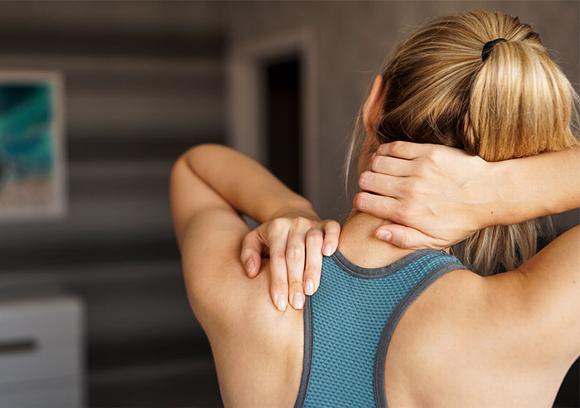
[386,265,573,407]
[180,210,304,407]
[179,208,289,339]
[488,225,580,361]
[444,226,580,363]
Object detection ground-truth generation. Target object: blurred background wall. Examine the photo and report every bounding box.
[0,2,225,406]
[0,1,577,407]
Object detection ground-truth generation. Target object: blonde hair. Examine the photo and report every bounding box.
[347,10,579,274]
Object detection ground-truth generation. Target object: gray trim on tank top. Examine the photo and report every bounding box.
[374,261,465,408]
[332,248,450,279]
[293,248,463,407]
[293,294,312,408]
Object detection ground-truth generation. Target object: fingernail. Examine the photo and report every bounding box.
[292,293,304,309]
[377,229,392,241]
[323,244,332,256]
[305,279,315,295]
[245,258,255,274]
[276,294,287,311]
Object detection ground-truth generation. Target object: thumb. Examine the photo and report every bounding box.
[241,229,264,277]
[375,224,437,250]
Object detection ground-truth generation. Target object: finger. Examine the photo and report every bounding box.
[354,192,406,223]
[359,171,407,198]
[267,228,290,312]
[241,230,264,278]
[375,224,444,250]
[286,226,308,310]
[322,220,341,256]
[377,141,434,160]
[370,155,415,176]
[304,229,323,295]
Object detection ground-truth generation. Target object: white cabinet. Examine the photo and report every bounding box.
[0,295,84,408]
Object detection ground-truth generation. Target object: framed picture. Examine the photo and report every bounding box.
[0,71,66,220]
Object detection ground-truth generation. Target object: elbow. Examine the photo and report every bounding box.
[174,143,229,167]
[171,143,211,169]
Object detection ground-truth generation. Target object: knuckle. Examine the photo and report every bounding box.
[359,171,372,187]
[306,230,323,245]
[240,247,254,259]
[427,148,440,163]
[244,228,258,239]
[395,205,412,221]
[287,246,304,260]
[371,156,383,171]
[326,220,340,230]
[289,280,304,288]
[272,280,288,291]
[398,233,409,248]
[241,234,252,247]
[269,218,286,232]
[294,216,311,229]
[354,192,367,209]
[404,179,420,195]
[379,196,392,212]
[391,141,405,153]
[415,162,430,177]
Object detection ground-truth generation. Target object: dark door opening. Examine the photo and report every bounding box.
[263,55,303,194]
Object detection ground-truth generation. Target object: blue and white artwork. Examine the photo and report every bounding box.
[0,73,65,219]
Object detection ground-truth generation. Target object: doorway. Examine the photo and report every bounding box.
[226,29,318,208]
[264,55,302,194]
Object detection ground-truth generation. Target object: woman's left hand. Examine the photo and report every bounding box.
[241,211,340,311]
[355,141,490,249]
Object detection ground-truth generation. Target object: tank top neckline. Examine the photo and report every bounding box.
[331,248,449,278]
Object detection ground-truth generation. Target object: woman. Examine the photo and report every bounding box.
[171,10,580,408]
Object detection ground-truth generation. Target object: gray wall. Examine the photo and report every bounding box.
[0,0,225,381]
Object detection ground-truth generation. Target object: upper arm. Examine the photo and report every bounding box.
[169,154,276,336]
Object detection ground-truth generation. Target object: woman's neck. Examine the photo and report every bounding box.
[337,211,416,268]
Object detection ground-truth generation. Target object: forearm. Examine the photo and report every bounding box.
[484,147,580,226]
[180,144,317,222]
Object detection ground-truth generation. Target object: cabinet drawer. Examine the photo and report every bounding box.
[0,376,82,408]
[0,295,83,384]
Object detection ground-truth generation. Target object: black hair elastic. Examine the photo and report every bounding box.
[482,38,507,62]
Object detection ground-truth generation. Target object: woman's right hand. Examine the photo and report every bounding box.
[355,141,495,249]
[240,212,340,312]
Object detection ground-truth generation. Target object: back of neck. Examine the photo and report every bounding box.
[337,211,415,268]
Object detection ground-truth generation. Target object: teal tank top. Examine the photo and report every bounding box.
[293,248,464,408]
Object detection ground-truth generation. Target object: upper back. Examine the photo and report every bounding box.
[384,265,571,408]
[295,248,464,408]
[190,226,580,408]
[295,249,574,408]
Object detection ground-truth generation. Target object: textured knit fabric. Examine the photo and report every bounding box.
[293,248,464,408]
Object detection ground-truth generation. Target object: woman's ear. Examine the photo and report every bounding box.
[358,132,381,175]
[362,74,387,138]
